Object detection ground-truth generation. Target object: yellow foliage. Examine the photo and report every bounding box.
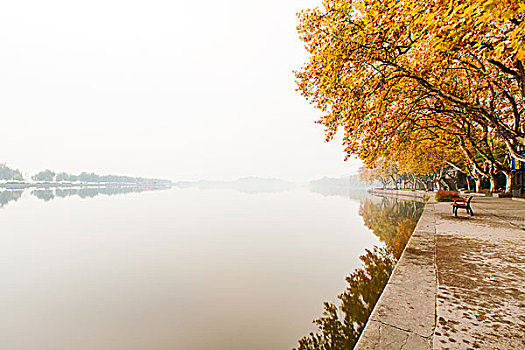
[295,0,525,169]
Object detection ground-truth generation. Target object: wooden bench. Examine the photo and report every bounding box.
[452,195,474,217]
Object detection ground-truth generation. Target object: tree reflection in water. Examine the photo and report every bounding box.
[31,185,169,202]
[31,189,55,202]
[295,196,424,350]
[359,197,424,260]
[0,186,169,207]
[0,190,23,208]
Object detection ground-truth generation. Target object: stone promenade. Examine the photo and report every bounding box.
[356,195,525,349]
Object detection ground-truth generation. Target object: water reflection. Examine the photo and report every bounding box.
[32,189,55,201]
[30,185,170,202]
[308,185,370,201]
[359,198,424,259]
[295,196,425,350]
[1,187,380,350]
[0,190,23,208]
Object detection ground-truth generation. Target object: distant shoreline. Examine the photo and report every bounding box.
[0,181,172,190]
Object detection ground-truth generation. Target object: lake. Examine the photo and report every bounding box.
[0,186,423,349]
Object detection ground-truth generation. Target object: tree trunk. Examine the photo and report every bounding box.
[466,176,471,191]
[390,175,398,190]
[475,178,482,192]
[489,172,497,193]
[504,171,513,193]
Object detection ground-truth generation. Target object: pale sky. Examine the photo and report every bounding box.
[0,0,361,181]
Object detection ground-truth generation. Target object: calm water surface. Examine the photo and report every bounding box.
[0,186,419,349]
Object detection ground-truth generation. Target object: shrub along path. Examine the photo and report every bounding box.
[356,195,525,349]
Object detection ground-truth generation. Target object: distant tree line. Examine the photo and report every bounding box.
[32,170,170,184]
[32,169,56,181]
[0,163,24,181]
[0,163,170,184]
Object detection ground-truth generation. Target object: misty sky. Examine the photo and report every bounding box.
[0,0,361,181]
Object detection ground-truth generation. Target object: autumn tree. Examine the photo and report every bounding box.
[296,0,524,192]
[32,169,56,182]
[0,163,24,181]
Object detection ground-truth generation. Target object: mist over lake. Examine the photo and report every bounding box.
[0,185,390,350]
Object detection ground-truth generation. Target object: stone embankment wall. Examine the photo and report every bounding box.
[357,191,525,349]
[368,188,431,201]
[356,192,436,349]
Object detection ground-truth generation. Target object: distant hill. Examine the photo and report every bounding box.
[174,177,294,194]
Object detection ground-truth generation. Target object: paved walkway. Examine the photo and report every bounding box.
[356,196,525,349]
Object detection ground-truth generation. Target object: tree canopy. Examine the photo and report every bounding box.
[0,163,24,181]
[296,0,525,192]
[32,169,56,182]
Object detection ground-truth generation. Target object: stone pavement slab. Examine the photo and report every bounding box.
[356,202,437,349]
[356,195,525,350]
[434,197,525,349]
